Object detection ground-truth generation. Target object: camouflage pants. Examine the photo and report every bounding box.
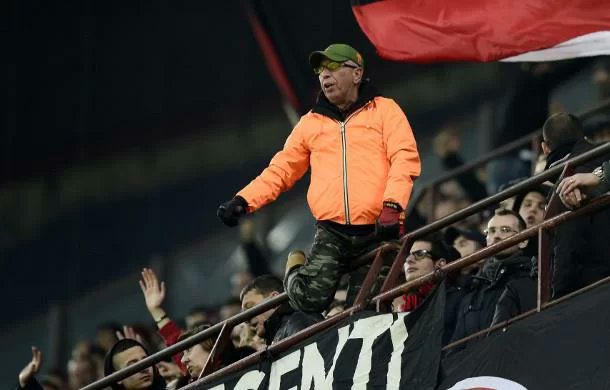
[284,223,393,313]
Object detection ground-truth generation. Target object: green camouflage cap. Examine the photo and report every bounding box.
[309,43,364,70]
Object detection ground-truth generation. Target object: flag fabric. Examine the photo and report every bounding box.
[191,283,446,389]
[351,0,610,63]
[438,281,610,389]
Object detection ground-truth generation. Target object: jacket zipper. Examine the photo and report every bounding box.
[337,103,370,225]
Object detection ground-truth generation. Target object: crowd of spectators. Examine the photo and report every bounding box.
[14,54,610,390]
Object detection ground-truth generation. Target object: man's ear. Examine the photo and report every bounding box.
[518,239,529,249]
[541,141,551,156]
[353,67,363,84]
[435,259,447,269]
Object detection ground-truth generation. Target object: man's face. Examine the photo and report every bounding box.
[453,235,483,275]
[404,241,438,282]
[113,346,154,390]
[518,191,546,228]
[318,58,361,108]
[485,214,526,257]
[241,289,277,339]
[180,344,210,378]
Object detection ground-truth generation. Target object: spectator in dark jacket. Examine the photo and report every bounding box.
[103,339,166,390]
[541,113,610,297]
[396,233,463,345]
[491,257,538,326]
[449,209,533,346]
[240,274,322,346]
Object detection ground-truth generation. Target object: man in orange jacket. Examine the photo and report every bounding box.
[218,43,421,313]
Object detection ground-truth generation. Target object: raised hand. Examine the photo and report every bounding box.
[19,346,42,387]
[156,361,182,380]
[139,268,166,311]
[115,325,145,344]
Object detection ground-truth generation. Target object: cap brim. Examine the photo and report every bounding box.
[309,50,351,69]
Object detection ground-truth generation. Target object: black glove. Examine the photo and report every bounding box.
[375,201,402,239]
[217,196,248,227]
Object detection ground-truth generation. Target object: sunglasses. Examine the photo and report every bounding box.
[408,249,433,261]
[313,61,358,75]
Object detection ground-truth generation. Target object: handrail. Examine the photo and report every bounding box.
[188,193,610,388]
[421,98,609,190]
[82,141,610,390]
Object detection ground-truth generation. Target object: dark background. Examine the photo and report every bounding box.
[3,0,508,328]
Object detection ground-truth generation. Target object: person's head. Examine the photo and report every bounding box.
[592,58,610,100]
[404,233,460,282]
[309,43,365,110]
[220,297,242,321]
[177,324,214,378]
[513,187,548,228]
[103,339,164,390]
[485,209,528,258]
[445,227,486,275]
[231,271,254,298]
[96,323,121,352]
[240,275,284,339]
[541,112,584,154]
[67,354,97,389]
[185,306,218,330]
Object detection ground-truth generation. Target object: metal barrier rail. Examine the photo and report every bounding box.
[410,98,610,219]
[82,141,610,390]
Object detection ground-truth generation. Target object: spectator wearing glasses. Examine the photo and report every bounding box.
[217,43,421,314]
[449,209,533,347]
[395,233,462,344]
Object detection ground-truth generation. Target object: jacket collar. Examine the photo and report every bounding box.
[263,302,294,344]
[311,79,381,121]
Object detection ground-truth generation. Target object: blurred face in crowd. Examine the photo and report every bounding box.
[453,235,484,275]
[241,289,279,339]
[404,240,445,282]
[318,58,363,110]
[112,346,154,390]
[485,214,527,257]
[185,312,209,330]
[518,191,546,228]
[67,356,96,389]
[181,344,210,378]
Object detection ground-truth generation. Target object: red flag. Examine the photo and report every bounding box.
[352,0,610,63]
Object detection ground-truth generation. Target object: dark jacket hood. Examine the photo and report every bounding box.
[312,79,381,121]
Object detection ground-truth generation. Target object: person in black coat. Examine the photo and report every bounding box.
[103,339,166,390]
[449,209,533,348]
[541,113,610,297]
[239,274,322,346]
[491,257,538,326]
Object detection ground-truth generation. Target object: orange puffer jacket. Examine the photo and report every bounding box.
[237,96,420,225]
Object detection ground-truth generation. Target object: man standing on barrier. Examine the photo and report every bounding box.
[217,43,420,313]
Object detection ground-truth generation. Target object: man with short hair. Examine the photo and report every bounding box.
[103,339,166,390]
[240,274,322,346]
[449,209,533,345]
[218,43,421,314]
[542,112,610,297]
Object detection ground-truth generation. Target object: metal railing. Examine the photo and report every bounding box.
[410,98,610,220]
[82,141,610,390]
